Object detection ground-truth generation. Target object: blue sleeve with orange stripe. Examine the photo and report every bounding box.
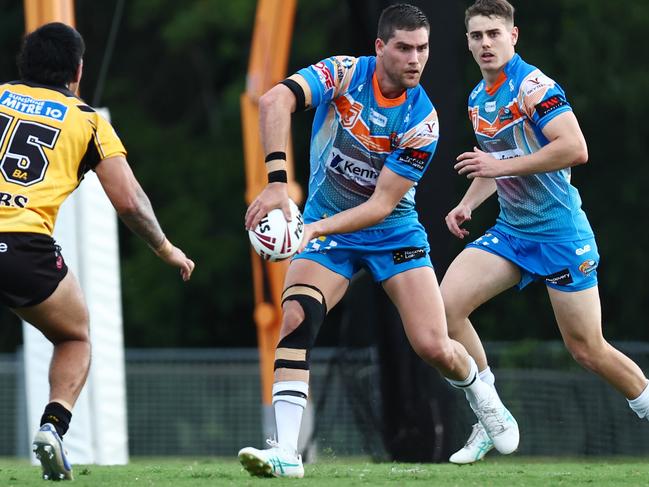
[297,56,370,108]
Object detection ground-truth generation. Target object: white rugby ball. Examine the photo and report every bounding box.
[248,199,304,262]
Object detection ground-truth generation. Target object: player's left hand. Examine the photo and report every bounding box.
[297,222,321,253]
[455,147,505,179]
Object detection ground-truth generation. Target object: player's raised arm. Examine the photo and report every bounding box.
[94,155,195,281]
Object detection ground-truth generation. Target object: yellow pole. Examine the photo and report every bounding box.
[23,0,76,32]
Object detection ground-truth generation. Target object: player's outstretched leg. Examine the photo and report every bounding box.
[32,423,73,481]
[238,439,304,478]
[449,422,494,464]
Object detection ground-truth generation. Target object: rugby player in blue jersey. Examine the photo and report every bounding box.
[442,0,649,464]
[240,3,518,478]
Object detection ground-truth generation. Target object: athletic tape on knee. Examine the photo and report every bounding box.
[273,380,309,408]
[276,284,326,360]
[272,285,325,405]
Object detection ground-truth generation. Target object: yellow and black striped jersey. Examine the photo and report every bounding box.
[0,81,126,235]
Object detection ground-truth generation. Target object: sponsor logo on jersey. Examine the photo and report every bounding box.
[498,106,513,122]
[485,101,496,113]
[535,95,567,118]
[545,268,573,286]
[392,247,426,264]
[390,131,401,150]
[509,79,515,92]
[397,147,431,171]
[0,91,68,121]
[0,191,29,208]
[369,109,387,127]
[579,259,597,275]
[523,74,555,96]
[327,148,378,185]
[313,62,335,92]
[490,148,524,161]
[330,57,345,81]
[0,242,7,253]
[575,244,591,256]
[412,120,438,141]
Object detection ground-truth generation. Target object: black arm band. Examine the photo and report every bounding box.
[268,170,288,183]
[265,152,287,162]
[280,79,306,112]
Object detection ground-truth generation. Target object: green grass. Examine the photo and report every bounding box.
[1,457,648,486]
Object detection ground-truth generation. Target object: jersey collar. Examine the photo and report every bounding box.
[484,53,521,96]
[372,72,407,108]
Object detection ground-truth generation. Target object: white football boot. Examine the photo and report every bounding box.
[471,389,519,455]
[32,423,73,480]
[238,439,304,478]
[449,422,494,464]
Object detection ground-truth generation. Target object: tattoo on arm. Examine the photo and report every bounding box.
[116,185,165,249]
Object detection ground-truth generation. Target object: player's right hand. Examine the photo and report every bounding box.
[245,183,291,230]
[155,242,195,281]
[445,204,472,239]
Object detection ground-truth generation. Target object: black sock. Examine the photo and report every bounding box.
[40,402,72,438]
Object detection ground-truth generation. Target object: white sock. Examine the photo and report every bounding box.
[274,400,304,453]
[446,356,494,408]
[628,381,649,419]
[479,366,496,389]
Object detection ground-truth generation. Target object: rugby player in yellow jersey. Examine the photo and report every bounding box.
[0,23,195,480]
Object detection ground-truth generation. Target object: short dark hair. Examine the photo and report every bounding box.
[377,3,430,43]
[465,0,515,29]
[18,22,85,87]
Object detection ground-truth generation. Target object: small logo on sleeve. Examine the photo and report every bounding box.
[313,62,335,92]
[392,247,427,264]
[397,148,431,172]
[535,95,567,118]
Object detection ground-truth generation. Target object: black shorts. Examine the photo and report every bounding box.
[0,232,69,308]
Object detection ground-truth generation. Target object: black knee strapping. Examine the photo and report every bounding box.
[275,284,326,362]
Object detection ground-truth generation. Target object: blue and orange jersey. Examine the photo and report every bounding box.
[468,54,592,241]
[295,55,439,229]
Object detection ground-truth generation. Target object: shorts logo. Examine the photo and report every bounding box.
[575,244,591,256]
[0,242,7,252]
[392,247,426,264]
[535,95,567,118]
[396,148,431,172]
[579,259,597,275]
[545,268,573,286]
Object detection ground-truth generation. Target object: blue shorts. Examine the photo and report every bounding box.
[294,221,432,282]
[466,226,599,292]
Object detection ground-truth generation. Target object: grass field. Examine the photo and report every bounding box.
[1,457,648,486]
